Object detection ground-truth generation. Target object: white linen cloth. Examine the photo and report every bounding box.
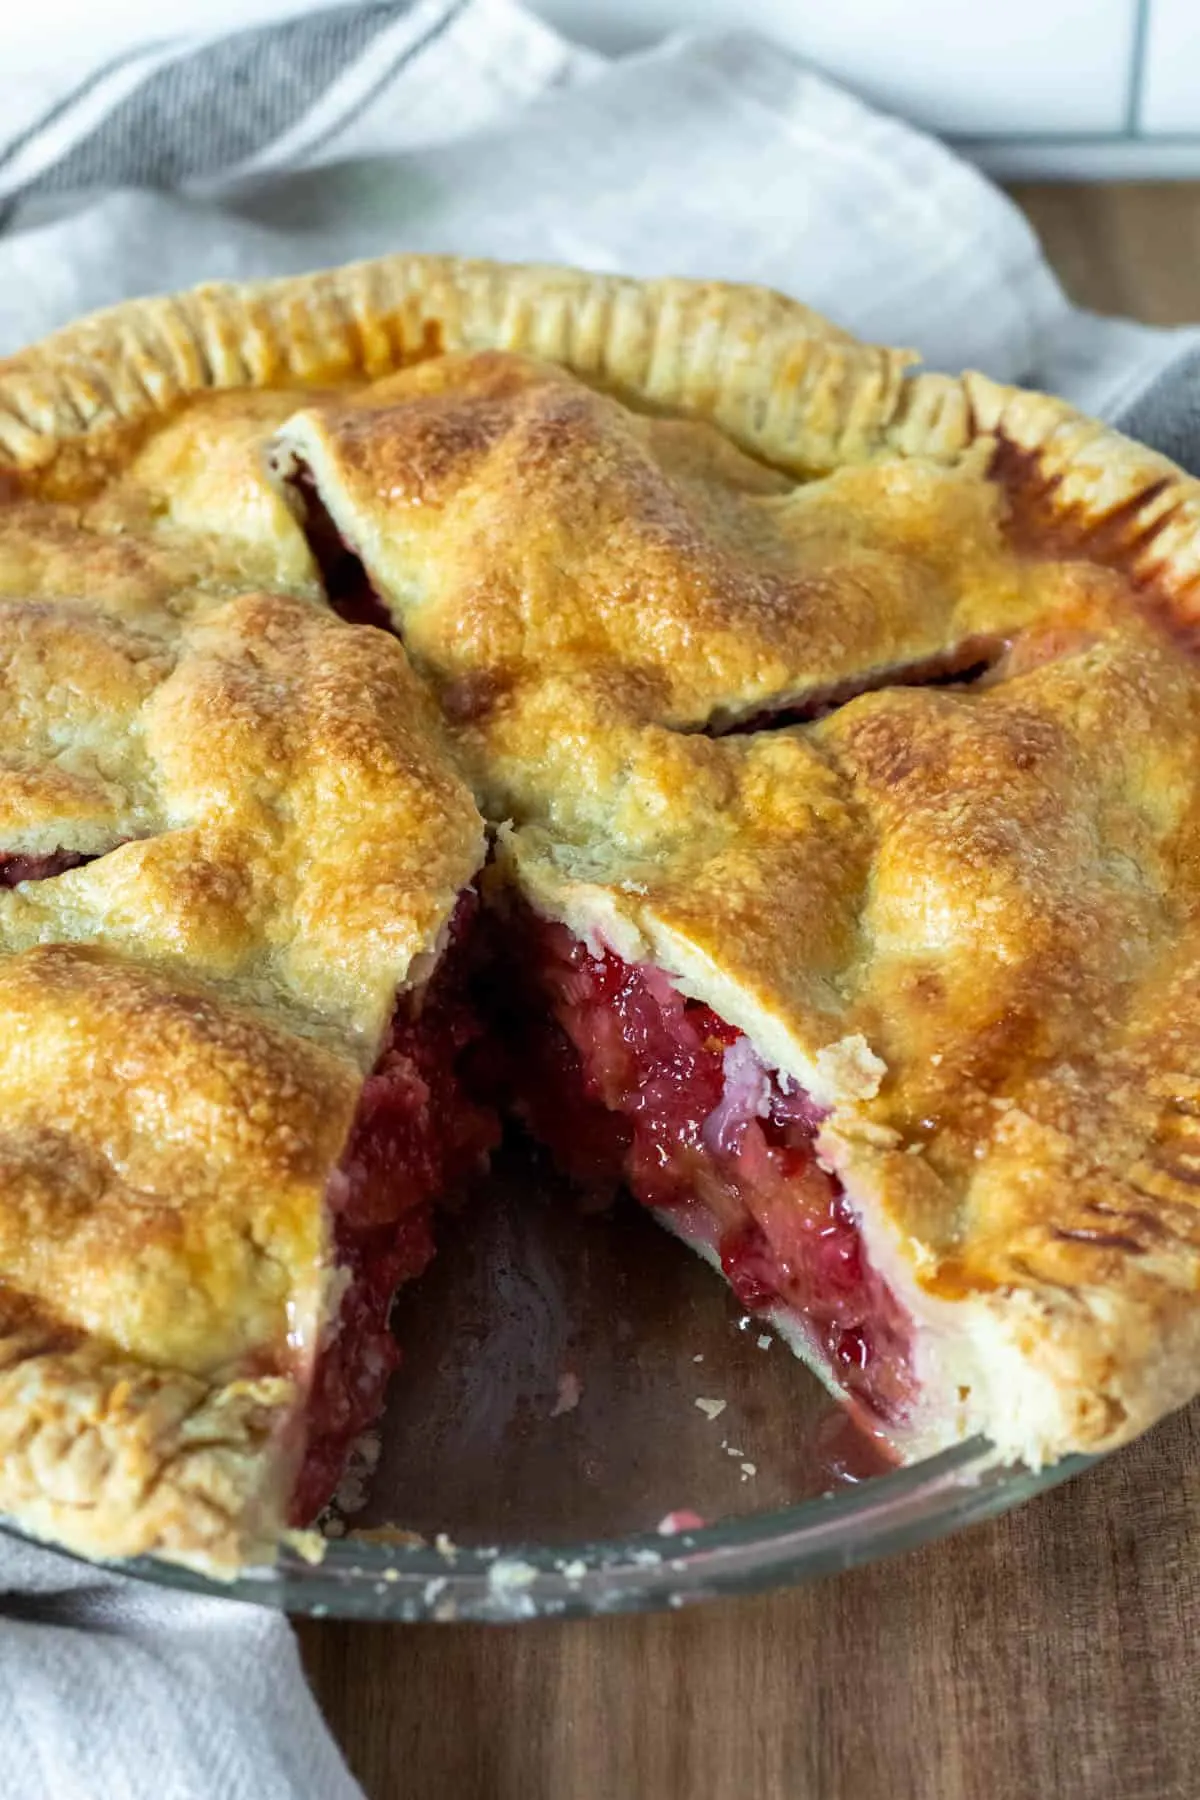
[2,3,1198,1796]
[0,1538,360,1800]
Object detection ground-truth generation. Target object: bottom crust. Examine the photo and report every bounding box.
[0,1328,296,1576]
[650,1205,902,1465]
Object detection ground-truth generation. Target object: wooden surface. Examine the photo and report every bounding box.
[1011,183,1200,325]
[297,184,1200,1800]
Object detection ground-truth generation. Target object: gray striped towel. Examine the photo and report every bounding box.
[2,4,1199,1798]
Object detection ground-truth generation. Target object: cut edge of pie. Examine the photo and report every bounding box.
[0,891,496,1577]
[485,857,1200,1474]
[3,254,1200,1573]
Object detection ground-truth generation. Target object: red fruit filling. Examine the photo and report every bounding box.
[289,471,394,632]
[291,895,499,1523]
[0,849,94,884]
[503,911,916,1430]
[708,636,1003,736]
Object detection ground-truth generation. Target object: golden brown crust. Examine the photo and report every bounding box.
[0,263,527,1572]
[0,942,357,1570]
[273,352,1017,743]
[0,1316,296,1574]
[0,256,886,483]
[5,253,1200,1566]
[0,946,358,1372]
[0,596,483,1567]
[0,588,483,1036]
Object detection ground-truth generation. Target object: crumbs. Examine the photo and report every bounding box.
[550,1370,582,1417]
[657,1510,705,1535]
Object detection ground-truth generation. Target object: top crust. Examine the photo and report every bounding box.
[0,591,484,1036]
[259,260,1200,1472]
[0,264,519,1572]
[0,257,902,483]
[4,253,1200,1566]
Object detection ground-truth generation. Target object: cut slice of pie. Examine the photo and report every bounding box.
[3,253,1200,1574]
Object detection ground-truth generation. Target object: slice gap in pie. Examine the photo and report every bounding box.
[294,891,498,1526]
[272,426,927,1458]
[0,849,96,885]
[701,634,1006,736]
[268,437,915,1450]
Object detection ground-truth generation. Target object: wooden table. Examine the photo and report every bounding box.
[298,184,1200,1800]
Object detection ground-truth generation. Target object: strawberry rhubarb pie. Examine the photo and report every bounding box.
[1,255,1199,1574]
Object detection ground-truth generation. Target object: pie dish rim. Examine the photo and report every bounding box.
[0,1436,1093,1619]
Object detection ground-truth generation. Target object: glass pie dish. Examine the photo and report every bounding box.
[16,1150,1089,1622]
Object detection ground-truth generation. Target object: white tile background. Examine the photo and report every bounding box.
[536,0,1200,175]
[1141,0,1200,134]
[4,0,1199,176]
[538,0,1138,137]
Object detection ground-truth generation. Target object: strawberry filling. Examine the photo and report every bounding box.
[289,472,393,632]
[502,912,916,1430]
[291,895,498,1523]
[0,849,94,884]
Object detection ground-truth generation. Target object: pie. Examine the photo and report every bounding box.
[2,255,1200,1577]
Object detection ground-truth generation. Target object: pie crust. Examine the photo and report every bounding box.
[3,254,1200,1573]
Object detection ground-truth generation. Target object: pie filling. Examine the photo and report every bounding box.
[0,849,94,885]
[288,471,393,632]
[292,894,498,1523]
[492,909,916,1434]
